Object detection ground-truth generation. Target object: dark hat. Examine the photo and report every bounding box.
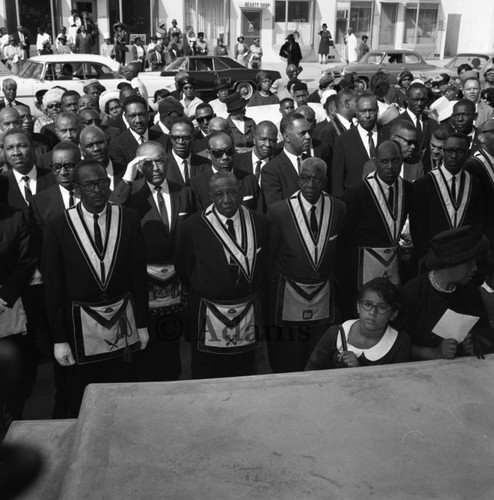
[113,21,125,30]
[83,79,105,92]
[319,74,333,88]
[424,226,490,269]
[237,35,245,41]
[398,69,413,83]
[172,19,177,24]
[223,92,247,113]
[158,96,184,115]
[214,77,231,92]
[172,32,180,37]
[197,32,204,38]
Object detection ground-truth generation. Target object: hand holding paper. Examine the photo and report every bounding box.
[432,309,480,344]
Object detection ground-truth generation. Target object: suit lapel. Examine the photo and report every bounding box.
[169,187,180,233]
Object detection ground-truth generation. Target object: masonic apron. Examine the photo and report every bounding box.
[197,205,261,354]
[358,173,406,287]
[66,203,141,364]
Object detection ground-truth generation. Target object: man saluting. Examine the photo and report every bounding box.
[42,159,149,416]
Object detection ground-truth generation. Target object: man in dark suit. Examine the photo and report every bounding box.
[332,93,383,198]
[109,95,167,170]
[261,112,311,208]
[297,105,333,163]
[42,159,149,417]
[410,133,484,263]
[191,103,214,154]
[175,171,268,379]
[111,141,195,382]
[80,126,125,191]
[451,99,480,153]
[0,79,28,110]
[339,141,412,319]
[362,120,424,182]
[190,131,259,211]
[165,118,206,186]
[29,142,81,418]
[266,158,346,372]
[386,82,437,158]
[0,201,36,422]
[313,89,358,147]
[78,107,120,144]
[13,26,30,62]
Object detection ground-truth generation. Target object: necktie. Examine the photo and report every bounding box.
[69,190,75,207]
[22,176,32,205]
[367,131,376,159]
[451,175,456,204]
[297,157,302,174]
[155,186,169,228]
[226,219,238,279]
[139,135,145,144]
[416,118,422,144]
[183,159,189,184]
[254,160,262,181]
[388,185,394,212]
[93,214,103,254]
[310,206,318,238]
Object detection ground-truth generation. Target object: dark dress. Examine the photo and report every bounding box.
[305,320,411,370]
[246,91,279,107]
[318,30,332,56]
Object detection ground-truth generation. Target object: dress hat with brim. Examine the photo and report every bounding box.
[214,77,231,92]
[424,226,490,269]
[223,92,247,113]
[113,22,125,30]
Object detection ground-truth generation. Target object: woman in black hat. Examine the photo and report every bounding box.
[247,71,279,107]
[396,70,413,108]
[113,22,128,64]
[195,32,208,55]
[279,33,302,68]
[209,78,231,117]
[400,226,492,360]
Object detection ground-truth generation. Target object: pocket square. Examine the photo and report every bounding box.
[329,234,338,241]
[256,247,262,254]
[178,212,188,216]
[243,195,254,201]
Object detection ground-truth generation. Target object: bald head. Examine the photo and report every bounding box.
[254,120,278,160]
[208,117,230,134]
[136,140,165,158]
[80,125,109,166]
[0,107,20,132]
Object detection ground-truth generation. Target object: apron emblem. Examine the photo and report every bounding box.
[228,308,237,314]
[225,333,239,346]
[303,309,314,320]
[104,307,114,313]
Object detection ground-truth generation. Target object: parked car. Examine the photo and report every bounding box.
[330,50,439,88]
[157,56,282,100]
[428,53,494,82]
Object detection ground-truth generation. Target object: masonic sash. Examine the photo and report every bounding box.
[202,204,257,283]
[286,191,333,272]
[198,295,261,354]
[147,264,184,314]
[358,246,400,287]
[429,168,472,228]
[471,148,494,190]
[65,203,122,294]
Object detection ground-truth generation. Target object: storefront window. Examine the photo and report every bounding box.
[185,0,227,43]
[403,4,438,45]
[275,1,310,23]
[122,0,150,40]
[20,0,52,44]
[349,2,372,37]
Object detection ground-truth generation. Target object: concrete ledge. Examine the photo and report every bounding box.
[59,356,494,499]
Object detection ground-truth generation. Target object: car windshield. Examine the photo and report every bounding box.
[165,58,187,71]
[446,54,490,70]
[361,53,384,64]
[19,61,43,79]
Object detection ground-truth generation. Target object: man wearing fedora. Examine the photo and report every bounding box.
[400,226,492,361]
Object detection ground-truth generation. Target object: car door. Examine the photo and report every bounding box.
[189,57,217,98]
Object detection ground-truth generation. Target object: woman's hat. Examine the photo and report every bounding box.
[197,32,204,38]
[223,92,247,113]
[237,35,244,41]
[398,69,413,83]
[178,76,195,88]
[429,96,457,123]
[214,77,231,92]
[424,226,490,269]
[113,22,125,30]
[99,90,121,115]
[83,79,105,92]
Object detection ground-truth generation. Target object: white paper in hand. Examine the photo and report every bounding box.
[432,309,480,343]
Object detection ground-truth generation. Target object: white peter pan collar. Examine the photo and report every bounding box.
[337,319,398,361]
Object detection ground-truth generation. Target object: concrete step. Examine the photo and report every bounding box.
[58,356,494,499]
[4,419,77,499]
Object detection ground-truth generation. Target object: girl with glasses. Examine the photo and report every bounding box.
[306,278,410,370]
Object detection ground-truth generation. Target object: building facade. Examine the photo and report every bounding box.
[0,0,493,63]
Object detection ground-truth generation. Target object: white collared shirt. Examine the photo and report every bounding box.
[58,184,79,209]
[405,109,422,129]
[439,165,459,192]
[147,179,171,227]
[336,113,352,131]
[231,117,245,134]
[284,148,301,175]
[129,127,149,144]
[357,125,378,159]
[299,191,322,223]
[106,160,115,191]
[80,202,107,242]
[172,151,191,183]
[215,207,242,262]
[251,150,267,180]
[13,166,37,200]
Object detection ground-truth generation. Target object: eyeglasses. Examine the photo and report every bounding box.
[51,162,77,172]
[393,134,417,147]
[76,178,110,192]
[196,115,213,123]
[171,135,192,142]
[443,148,468,156]
[210,147,235,158]
[82,118,102,126]
[46,103,62,109]
[359,300,392,315]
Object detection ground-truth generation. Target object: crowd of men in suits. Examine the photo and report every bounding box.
[1,61,494,425]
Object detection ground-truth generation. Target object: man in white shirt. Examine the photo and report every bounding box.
[345,28,358,64]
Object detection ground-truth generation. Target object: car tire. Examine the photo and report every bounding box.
[359,77,369,91]
[235,81,255,100]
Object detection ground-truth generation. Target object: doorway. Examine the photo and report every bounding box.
[241,10,261,48]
